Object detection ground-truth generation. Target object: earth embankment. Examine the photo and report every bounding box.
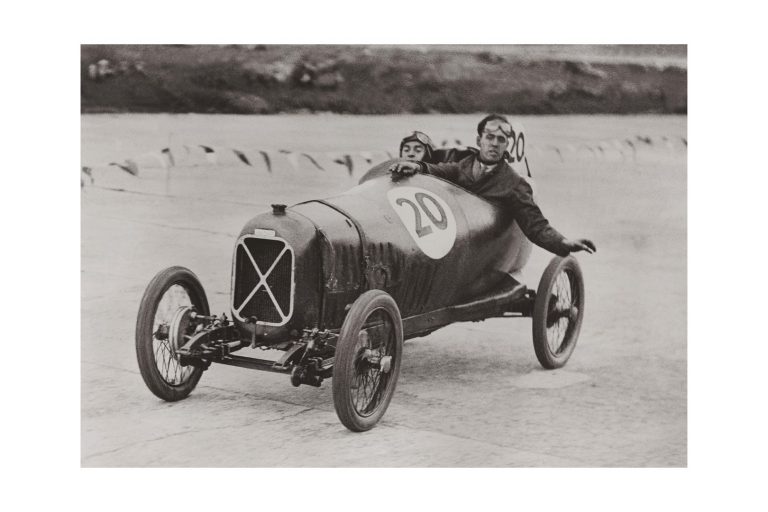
[81,45,686,115]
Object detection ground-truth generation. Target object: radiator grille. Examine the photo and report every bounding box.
[232,235,294,325]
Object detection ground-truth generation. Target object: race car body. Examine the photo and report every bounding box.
[136,158,585,432]
[231,161,532,345]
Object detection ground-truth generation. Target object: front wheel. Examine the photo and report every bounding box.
[532,256,585,369]
[332,290,404,432]
[136,266,209,401]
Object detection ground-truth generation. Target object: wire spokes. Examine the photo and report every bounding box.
[546,270,579,354]
[350,309,396,416]
[152,284,195,385]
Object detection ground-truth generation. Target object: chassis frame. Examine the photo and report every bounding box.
[137,254,585,431]
[175,282,533,388]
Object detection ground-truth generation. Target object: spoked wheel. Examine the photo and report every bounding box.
[136,266,210,401]
[332,290,403,432]
[532,256,585,369]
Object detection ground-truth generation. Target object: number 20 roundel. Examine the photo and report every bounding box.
[387,186,457,259]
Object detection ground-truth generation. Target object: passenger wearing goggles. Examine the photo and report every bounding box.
[389,114,596,257]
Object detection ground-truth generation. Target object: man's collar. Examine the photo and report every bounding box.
[477,155,502,166]
[472,157,504,180]
[476,156,503,173]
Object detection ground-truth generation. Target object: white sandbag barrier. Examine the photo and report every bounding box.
[81,135,686,195]
[535,135,687,164]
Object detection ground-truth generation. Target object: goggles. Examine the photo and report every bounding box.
[482,119,514,138]
[401,131,436,150]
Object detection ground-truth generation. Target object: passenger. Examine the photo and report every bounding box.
[389,114,596,258]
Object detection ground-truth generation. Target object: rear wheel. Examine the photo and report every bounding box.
[136,266,209,401]
[532,256,585,369]
[333,290,403,432]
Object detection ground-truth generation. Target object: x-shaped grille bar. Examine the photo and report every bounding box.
[235,241,290,321]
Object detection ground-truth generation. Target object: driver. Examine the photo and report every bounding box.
[399,130,475,164]
[389,114,596,258]
[359,131,457,183]
[399,131,436,161]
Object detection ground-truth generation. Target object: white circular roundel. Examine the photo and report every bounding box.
[387,186,457,259]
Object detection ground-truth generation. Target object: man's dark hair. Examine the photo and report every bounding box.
[477,114,510,135]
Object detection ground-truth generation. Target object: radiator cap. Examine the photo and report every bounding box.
[271,204,287,215]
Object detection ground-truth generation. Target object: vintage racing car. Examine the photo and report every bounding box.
[136,155,586,432]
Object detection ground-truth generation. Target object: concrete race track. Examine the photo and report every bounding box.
[81,114,686,467]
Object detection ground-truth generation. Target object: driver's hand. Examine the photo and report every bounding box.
[564,238,596,254]
[389,161,420,181]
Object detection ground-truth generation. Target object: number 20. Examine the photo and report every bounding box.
[396,192,448,238]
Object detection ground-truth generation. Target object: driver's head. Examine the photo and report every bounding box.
[476,114,513,164]
[399,131,435,162]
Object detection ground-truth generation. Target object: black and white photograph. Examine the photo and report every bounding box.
[8,2,768,509]
[80,43,686,467]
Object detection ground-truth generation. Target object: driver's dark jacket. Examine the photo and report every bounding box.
[420,154,570,257]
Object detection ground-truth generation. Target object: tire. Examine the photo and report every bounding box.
[136,266,210,401]
[332,290,404,432]
[532,256,585,369]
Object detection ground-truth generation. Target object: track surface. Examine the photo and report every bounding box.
[81,114,686,467]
